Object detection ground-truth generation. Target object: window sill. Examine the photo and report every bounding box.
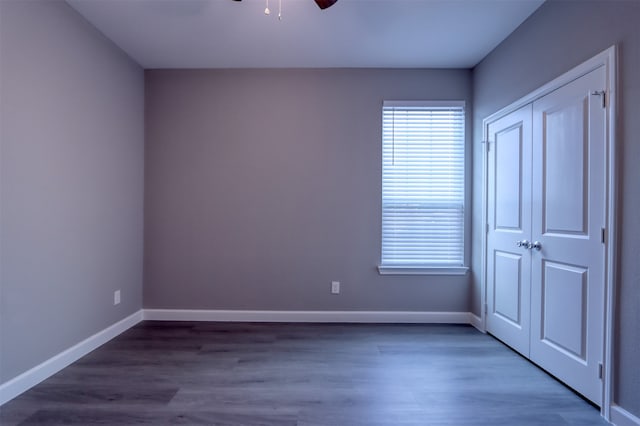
[377,265,469,276]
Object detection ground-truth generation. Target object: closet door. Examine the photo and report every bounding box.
[485,105,532,357]
[530,66,606,406]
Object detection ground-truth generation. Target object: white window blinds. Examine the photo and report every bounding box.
[381,101,465,268]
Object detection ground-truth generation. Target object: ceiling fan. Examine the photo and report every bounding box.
[231,0,339,10]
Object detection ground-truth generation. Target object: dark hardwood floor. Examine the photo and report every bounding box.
[0,322,609,425]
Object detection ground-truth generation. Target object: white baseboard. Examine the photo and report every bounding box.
[469,313,484,332]
[143,309,474,324]
[611,405,640,426]
[0,310,143,406]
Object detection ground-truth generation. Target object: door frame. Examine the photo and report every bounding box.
[480,46,617,420]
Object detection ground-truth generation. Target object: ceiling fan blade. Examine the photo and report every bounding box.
[314,0,338,10]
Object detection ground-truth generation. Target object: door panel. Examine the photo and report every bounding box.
[543,100,588,235]
[486,105,532,357]
[530,66,606,405]
[541,260,588,361]
[494,251,522,325]
[495,129,524,230]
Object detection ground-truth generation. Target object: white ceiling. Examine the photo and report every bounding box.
[66,0,544,69]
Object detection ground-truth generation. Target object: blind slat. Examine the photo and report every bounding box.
[381,104,465,267]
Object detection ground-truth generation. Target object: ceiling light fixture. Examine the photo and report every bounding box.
[231,0,339,18]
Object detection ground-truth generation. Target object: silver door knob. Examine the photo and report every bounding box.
[531,241,542,251]
[516,240,530,248]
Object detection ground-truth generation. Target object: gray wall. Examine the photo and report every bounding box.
[0,1,144,383]
[471,0,640,416]
[144,69,472,312]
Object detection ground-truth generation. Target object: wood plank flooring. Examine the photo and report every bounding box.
[0,322,609,425]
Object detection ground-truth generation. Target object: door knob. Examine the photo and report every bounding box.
[531,241,542,251]
[516,240,530,248]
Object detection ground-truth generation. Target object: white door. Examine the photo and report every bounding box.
[530,66,606,406]
[486,105,533,357]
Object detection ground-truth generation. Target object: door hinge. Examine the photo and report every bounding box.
[486,223,489,234]
[601,227,606,244]
[591,90,606,108]
[482,140,491,152]
[598,363,604,379]
[484,303,488,316]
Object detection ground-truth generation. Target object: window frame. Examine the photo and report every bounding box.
[378,100,469,276]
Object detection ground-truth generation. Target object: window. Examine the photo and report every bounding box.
[379,101,467,275]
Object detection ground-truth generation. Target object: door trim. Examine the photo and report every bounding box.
[480,45,617,420]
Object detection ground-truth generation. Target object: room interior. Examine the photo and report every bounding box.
[0,0,639,425]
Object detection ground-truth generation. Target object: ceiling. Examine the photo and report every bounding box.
[66,0,545,69]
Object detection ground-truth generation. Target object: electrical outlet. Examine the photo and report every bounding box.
[114,290,121,305]
[331,281,340,294]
